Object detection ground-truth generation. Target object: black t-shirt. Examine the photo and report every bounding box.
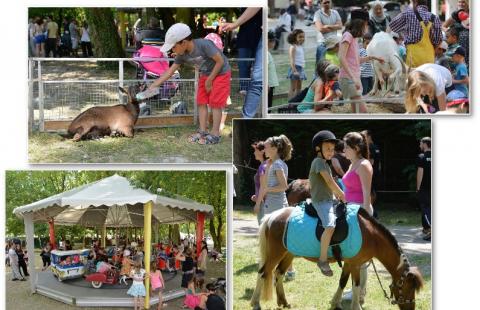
[205,294,226,310]
[236,8,262,50]
[416,150,431,191]
[182,256,194,272]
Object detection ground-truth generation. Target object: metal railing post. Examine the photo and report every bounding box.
[119,60,124,103]
[28,59,34,133]
[194,68,199,126]
[38,60,44,132]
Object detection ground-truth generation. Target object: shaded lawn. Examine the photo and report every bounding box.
[234,205,422,227]
[233,233,431,310]
[6,252,226,310]
[28,125,232,164]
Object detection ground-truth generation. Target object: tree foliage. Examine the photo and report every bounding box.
[233,120,431,206]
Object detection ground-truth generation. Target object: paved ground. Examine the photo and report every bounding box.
[233,215,431,256]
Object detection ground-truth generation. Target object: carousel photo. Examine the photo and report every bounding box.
[5,171,227,310]
[232,119,432,309]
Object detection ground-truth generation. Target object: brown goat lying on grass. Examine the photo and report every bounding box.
[60,84,144,141]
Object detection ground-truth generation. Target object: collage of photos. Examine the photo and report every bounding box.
[6,0,466,309]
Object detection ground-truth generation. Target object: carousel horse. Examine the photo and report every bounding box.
[250,202,424,310]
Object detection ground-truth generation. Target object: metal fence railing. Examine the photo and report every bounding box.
[28,57,254,131]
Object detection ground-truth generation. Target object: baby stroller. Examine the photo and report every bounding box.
[132,44,182,116]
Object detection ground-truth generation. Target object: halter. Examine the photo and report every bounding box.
[371,253,417,306]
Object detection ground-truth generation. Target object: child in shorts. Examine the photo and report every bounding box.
[148,23,231,145]
[309,130,345,276]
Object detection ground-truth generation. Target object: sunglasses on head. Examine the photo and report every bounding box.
[323,1,331,4]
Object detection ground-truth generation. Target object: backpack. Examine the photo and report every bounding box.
[288,78,316,103]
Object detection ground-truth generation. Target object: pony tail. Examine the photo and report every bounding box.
[359,132,370,160]
[258,214,273,301]
[278,134,293,161]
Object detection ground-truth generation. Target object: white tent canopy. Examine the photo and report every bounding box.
[13,174,213,226]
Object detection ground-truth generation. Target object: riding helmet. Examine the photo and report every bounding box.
[312,130,338,151]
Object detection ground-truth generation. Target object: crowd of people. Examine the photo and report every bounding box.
[268,0,470,114]
[6,240,29,281]
[28,15,93,58]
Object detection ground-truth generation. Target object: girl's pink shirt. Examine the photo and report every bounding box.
[339,32,360,80]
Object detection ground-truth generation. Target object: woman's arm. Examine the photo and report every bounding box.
[254,163,269,210]
[319,170,345,201]
[360,55,384,64]
[338,41,354,79]
[289,46,298,72]
[357,160,373,215]
[331,157,346,177]
[313,80,324,102]
[267,169,288,193]
[221,7,261,31]
[443,17,454,30]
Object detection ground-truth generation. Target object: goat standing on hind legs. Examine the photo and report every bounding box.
[61,84,144,141]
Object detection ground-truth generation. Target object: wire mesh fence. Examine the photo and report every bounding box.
[29,57,254,131]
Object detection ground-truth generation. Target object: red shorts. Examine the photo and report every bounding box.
[197,71,231,109]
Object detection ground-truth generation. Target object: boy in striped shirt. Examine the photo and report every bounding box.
[359,33,374,95]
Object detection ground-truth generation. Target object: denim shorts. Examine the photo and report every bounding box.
[287,65,307,81]
[312,200,336,228]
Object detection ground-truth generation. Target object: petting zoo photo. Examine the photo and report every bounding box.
[27,7,263,163]
[232,119,432,309]
[267,0,470,114]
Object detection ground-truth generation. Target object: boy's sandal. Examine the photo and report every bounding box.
[197,134,220,145]
[188,131,208,143]
[317,260,333,277]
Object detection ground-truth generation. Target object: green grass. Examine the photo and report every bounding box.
[233,205,431,308]
[28,125,232,163]
[233,233,431,310]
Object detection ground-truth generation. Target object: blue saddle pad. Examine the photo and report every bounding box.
[284,203,363,258]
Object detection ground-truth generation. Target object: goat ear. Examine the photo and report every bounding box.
[118,87,128,94]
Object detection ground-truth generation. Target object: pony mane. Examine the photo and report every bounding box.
[357,208,403,257]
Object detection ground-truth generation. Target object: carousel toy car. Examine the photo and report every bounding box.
[50,249,90,281]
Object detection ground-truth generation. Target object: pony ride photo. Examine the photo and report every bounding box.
[232,119,431,310]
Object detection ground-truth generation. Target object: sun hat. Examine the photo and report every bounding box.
[324,36,341,49]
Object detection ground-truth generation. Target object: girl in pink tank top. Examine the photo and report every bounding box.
[150,262,165,310]
[343,132,374,215]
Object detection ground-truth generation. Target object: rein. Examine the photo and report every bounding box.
[371,254,416,306]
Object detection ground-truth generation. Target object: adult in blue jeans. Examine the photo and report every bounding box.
[314,0,343,64]
[223,8,263,118]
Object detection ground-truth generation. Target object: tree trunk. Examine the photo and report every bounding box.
[84,8,125,58]
[172,224,181,245]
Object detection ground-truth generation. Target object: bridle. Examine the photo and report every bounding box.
[371,253,416,306]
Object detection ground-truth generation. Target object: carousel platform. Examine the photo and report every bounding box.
[35,269,185,307]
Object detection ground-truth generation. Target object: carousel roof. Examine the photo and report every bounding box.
[13,174,213,227]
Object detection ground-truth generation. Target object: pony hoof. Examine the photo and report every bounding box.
[283,304,291,308]
[252,305,261,310]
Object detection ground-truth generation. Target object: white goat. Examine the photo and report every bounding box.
[366,32,407,96]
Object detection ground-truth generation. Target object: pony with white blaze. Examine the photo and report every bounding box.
[367,32,407,97]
